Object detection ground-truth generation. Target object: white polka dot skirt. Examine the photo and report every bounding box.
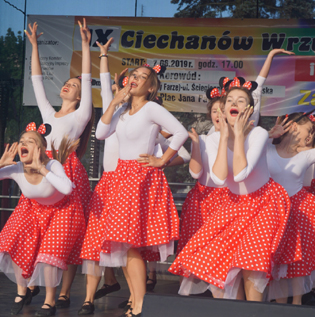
[176,183,228,256]
[81,159,179,263]
[0,194,86,280]
[169,179,291,290]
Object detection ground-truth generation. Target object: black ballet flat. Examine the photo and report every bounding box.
[35,303,56,316]
[31,286,40,298]
[10,288,32,315]
[118,299,130,308]
[55,295,70,308]
[78,301,95,315]
[94,282,121,299]
[123,301,132,313]
[146,277,157,292]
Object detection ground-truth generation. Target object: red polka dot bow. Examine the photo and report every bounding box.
[229,77,252,91]
[309,114,315,122]
[25,122,46,135]
[143,63,162,74]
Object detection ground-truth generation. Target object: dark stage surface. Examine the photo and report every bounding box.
[0,273,180,316]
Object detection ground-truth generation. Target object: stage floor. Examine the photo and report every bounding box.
[0,273,182,316]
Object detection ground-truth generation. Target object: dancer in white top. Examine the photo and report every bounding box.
[0,128,84,316]
[267,112,315,305]
[176,48,292,260]
[82,61,187,315]
[25,19,93,308]
[169,84,290,302]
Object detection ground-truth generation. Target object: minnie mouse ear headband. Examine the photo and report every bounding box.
[294,109,315,123]
[206,77,230,100]
[222,77,258,93]
[118,63,167,88]
[25,122,52,137]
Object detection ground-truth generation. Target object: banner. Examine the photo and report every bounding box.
[23,16,315,115]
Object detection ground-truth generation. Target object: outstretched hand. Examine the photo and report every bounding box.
[25,22,43,46]
[0,143,18,168]
[269,116,293,139]
[96,37,114,55]
[269,48,295,57]
[78,18,91,44]
[112,67,129,94]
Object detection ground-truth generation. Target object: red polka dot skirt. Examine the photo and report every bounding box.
[176,183,228,256]
[80,171,116,262]
[82,159,179,264]
[0,194,85,280]
[275,188,315,278]
[168,179,290,290]
[46,151,92,220]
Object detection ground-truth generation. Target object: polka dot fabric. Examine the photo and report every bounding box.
[0,194,85,280]
[82,159,179,263]
[276,188,315,278]
[168,179,290,290]
[46,151,92,220]
[80,171,116,262]
[176,183,228,256]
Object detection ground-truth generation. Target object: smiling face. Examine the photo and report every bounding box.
[225,88,250,125]
[60,78,81,102]
[129,67,158,99]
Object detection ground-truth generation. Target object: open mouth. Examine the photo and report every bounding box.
[21,147,29,157]
[62,87,69,92]
[230,108,239,117]
[130,82,137,88]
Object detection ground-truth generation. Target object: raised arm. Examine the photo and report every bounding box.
[0,143,18,169]
[25,23,55,119]
[251,49,295,126]
[25,22,43,76]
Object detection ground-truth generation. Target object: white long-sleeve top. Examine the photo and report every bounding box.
[100,73,189,170]
[206,126,270,195]
[97,75,188,161]
[267,145,315,197]
[31,74,92,151]
[0,160,73,205]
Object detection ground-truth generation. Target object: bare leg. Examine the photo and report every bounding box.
[236,278,245,300]
[125,248,146,315]
[122,266,134,307]
[275,297,288,304]
[104,267,118,285]
[16,285,27,302]
[242,270,263,302]
[292,295,302,305]
[83,274,101,304]
[58,264,77,299]
[43,286,57,307]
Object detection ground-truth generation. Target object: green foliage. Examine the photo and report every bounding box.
[0,28,42,144]
[172,0,315,19]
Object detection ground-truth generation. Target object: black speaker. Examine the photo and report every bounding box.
[142,293,315,317]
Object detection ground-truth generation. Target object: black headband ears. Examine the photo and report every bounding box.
[219,77,227,89]
[206,86,216,100]
[118,76,128,89]
[248,81,258,92]
[159,65,167,75]
[295,109,315,123]
[42,123,52,137]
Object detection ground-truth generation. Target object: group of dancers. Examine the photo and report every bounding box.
[0,18,315,317]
